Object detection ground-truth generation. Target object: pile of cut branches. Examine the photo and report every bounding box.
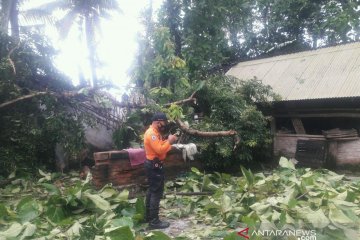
[162,158,360,239]
[1,158,359,239]
[0,171,170,239]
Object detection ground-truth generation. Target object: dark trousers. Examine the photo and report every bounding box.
[144,160,165,221]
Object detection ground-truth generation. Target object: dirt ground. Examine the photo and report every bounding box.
[161,218,191,237]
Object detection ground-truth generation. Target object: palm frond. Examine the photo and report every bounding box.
[56,9,80,39]
[20,9,56,26]
[35,0,72,12]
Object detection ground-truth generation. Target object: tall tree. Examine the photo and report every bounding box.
[9,0,19,38]
[0,0,11,34]
[36,0,121,87]
[160,0,183,57]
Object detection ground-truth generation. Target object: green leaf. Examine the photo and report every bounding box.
[191,167,201,175]
[65,221,82,237]
[8,171,16,179]
[83,192,111,211]
[329,206,355,227]
[105,226,134,240]
[20,222,36,240]
[144,231,172,240]
[316,230,343,240]
[201,175,212,191]
[279,157,295,170]
[298,207,329,228]
[99,187,117,199]
[134,197,146,221]
[220,194,232,214]
[288,198,297,208]
[249,202,270,215]
[17,197,41,223]
[343,228,360,240]
[0,222,24,238]
[0,203,9,219]
[41,183,61,195]
[113,189,129,202]
[240,166,254,187]
[279,211,286,226]
[38,169,51,182]
[45,205,67,223]
[111,217,134,228]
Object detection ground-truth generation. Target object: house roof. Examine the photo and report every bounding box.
[226,42,360,101]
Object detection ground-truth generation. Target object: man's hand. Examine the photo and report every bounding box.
[167,134,178,144]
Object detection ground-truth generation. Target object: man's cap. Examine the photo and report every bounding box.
[152,112,168,122]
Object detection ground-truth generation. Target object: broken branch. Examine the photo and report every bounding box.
[0,91,48,109]
[176,119,241,150]
[0,86,111,110]
[165,191,213,196]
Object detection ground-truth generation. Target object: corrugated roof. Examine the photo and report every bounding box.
[226,42,360,101]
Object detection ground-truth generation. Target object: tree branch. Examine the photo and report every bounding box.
[7,40,20,75]
[0,86,111,110]
[110,91,197,109]
[0,92,48,109]
[164,91,197,107]
[176,119,241,150]
[165,191,213,196]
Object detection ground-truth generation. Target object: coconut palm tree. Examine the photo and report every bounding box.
[1,0,52,37]
[0,0,19,37]
[33,0,121,87]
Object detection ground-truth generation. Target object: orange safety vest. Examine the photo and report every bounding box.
[144,125,171,161]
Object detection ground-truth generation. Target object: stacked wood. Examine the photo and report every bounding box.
[322,128,359,140]
[91,148,201,189]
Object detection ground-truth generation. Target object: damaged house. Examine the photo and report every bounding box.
[227,42,360,169]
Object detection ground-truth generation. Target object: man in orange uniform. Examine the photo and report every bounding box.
[144,112,177,229]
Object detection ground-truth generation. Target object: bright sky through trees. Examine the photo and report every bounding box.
[24,0,163,89]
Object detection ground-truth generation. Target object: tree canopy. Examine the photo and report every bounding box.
[1,0,360,174]
[1,1,360,239]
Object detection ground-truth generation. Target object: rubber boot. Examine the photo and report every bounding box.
[148,218,170,229]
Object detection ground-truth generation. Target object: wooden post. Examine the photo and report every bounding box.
[326,141,338,169]
[270,117,276,135]
[291,118,306,134]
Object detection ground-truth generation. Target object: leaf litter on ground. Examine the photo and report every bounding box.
[0,157,359,239]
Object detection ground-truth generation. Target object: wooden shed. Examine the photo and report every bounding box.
[227,42,360,169]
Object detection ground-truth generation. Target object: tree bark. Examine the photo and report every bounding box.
[0,92,48,109]
[176,119,241,149]
[164,91,196,106]
[9,0,19,38]
[165,0,182,57]
[85,16,97,87]
[0,0,11,34]
[166,191,213,196]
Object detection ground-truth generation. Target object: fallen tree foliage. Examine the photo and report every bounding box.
[162,157,360,239]
[0,158,359,239]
